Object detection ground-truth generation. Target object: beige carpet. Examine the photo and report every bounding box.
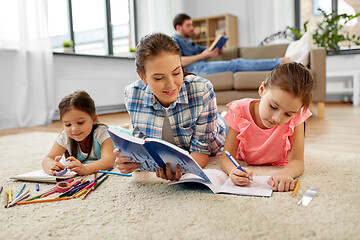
[0,132,359,240]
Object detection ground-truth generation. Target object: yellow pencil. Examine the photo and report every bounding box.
[8,189,12,203]
[292,179,300,196]
[73,189,87,198]
[17,197,72,205]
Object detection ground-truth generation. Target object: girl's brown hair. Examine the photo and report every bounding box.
[58,90,98,161]
[264,62,314,109]
[58,90,96,120]
[135,32,192,76]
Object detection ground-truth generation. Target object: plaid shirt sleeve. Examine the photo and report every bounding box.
[189,78,224,155]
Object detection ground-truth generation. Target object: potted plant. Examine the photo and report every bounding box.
[63,40,74,53]
[289,8,360,54]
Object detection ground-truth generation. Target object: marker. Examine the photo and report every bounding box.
[36,184,40,191]
[225,151,252,182]
[98,170,132,177]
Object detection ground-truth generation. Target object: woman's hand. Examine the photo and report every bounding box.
[114,149,140,174]
[229,167,253,186]
[66,157,86,175]
[156,163,182,181]
[49,156,65,176]
[267,173,296,192]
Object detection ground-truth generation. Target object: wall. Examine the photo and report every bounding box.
[326,54,360,102]
[136,0,294,47]
[53,53,138,119]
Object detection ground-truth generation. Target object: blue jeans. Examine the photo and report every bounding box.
[185,58,282,76]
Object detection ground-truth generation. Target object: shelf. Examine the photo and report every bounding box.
[191,14,238,48]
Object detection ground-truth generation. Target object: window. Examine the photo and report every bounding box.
[298,0,360,52]
[47,0,135,56]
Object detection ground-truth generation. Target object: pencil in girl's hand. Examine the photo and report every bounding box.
[225,151,252,183]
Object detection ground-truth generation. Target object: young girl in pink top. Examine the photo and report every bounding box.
[221,62,313,192]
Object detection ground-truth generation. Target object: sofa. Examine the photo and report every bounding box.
[202,44,326,119]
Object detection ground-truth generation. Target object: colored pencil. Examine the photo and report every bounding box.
[4,192,8,208]
[0,186,3,194]
[25,187,56,201]
[292,179,300,196]
[93,175,109,190]
[17,197,72,205]
[73,189,87,198]
[8,189,12,203]
[13,189,30,203]
[36,184,39,191]
[15,184,26,198]
[82,187,93,200]
[96,167,113,181]
[41,189,58,198]
[98,170,132,177]
[8,193,30,208]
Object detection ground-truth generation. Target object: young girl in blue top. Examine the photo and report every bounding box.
[115,33,226,181]
[42,90,115,176]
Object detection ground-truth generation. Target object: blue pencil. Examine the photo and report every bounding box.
[15,184,26,198]
[98,170,132,177]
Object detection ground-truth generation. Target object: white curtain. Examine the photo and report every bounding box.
[0,0,55,129]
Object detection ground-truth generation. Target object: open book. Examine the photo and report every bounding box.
[170,169,273,197]
[209,35,228,51]
[108,128,211,183]
[10,169,77,183]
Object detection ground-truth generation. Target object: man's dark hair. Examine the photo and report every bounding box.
[173,13,191,30]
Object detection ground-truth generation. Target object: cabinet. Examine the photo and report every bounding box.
[191,14,238,48]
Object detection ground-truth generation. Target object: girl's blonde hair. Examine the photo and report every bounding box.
[264,62,314,109]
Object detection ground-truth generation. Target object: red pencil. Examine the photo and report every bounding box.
[82,187,93,200]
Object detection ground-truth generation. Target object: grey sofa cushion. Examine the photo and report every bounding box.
[203,71,234,91]
[233,71,270,90]
[239,44,288,59]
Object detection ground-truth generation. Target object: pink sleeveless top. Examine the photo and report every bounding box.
[225,98,312,166]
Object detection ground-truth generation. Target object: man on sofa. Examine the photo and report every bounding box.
[172,13,309,76]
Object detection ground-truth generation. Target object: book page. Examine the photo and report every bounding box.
[218,176,273,197]
[169,169,229,193]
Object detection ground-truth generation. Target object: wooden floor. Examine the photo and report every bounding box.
[1,103,359,154]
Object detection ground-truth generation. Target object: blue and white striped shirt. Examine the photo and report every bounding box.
[125,74,226,155]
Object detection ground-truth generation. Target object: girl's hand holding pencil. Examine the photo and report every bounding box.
[229,167,253,186]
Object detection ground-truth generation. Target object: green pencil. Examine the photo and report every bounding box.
[25,187,55,201]
[93,175,109,190]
